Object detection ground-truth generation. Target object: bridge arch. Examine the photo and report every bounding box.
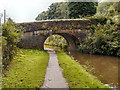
[18,31,80,51]
[43,33,80,50]
[18,19,95,50]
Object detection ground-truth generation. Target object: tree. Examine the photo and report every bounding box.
[35,11,48,20]
[96,2,119,22]
[96,2,119,17]
[96,2,113,16]
[68,2,98,18]
[35,2,69,20]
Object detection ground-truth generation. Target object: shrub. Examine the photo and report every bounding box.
[2,18,23,69]
[89,16,113,25]
[79,21,120,56]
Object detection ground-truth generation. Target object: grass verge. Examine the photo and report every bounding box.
[2,49,49,88]
[56,51,109,88]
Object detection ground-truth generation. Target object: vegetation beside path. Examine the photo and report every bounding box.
[2,49,49,88]
[57,51,108,88]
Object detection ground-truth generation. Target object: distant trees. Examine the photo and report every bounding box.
[36,11,48,20]
[96,2,119,16]
[35,2,98,20]
[44,35,68,48]
[68,2,98,18]
[36,2,119,21]
[96,2,119,22]
[35,2,69,20]
[47,2,69,19]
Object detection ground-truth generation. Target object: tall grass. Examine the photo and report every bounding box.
[2,49,49,88]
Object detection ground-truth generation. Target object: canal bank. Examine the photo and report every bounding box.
[56,51,108,88]
[69,51,119,88]
[44,45,119,88]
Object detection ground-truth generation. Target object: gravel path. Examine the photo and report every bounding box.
[41,48,68,88]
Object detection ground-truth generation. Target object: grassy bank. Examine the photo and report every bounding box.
[56,51,108,88]
[2,49,49,88]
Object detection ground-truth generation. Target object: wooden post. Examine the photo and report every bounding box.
[4,10,6,23]
[0,13,3,33]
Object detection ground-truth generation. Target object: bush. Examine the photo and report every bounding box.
[79,21,120,57]
[89,16,114,25]
[2,18,23,69]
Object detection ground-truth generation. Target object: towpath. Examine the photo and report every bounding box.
[41,48,68,88]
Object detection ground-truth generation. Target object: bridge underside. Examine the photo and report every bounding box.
[18,31,82,51]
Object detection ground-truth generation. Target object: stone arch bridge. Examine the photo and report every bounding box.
[18,19,97,50]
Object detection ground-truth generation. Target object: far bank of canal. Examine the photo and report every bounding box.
[44,45,120,88]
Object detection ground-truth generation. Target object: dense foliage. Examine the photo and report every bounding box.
[79,21,120,56]
[78,2,120,56]
[36,2,119,21]
[2,18,23,69]
[96,2,119,16]
[35,2,69,20]
[68,2,98,18]
[96,2,120,22]
[35,2,98,20]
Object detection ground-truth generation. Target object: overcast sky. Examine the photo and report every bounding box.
[0,0,64,23]
[0,0,119,23]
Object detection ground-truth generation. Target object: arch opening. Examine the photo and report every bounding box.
[43,33,80,51]
[18,31,80,50]
[44,34,68,50]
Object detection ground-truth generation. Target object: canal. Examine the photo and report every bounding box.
[44,45,119,88]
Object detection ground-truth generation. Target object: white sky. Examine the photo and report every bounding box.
[0,0,64,23]
[0,0,119,23]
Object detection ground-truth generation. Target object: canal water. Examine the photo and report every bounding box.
[44,45,119,88]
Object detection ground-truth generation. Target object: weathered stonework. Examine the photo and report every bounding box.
[18,19,97,50]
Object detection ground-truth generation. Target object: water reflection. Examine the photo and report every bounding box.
[44,45,119,87]
[69,51,119,87]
